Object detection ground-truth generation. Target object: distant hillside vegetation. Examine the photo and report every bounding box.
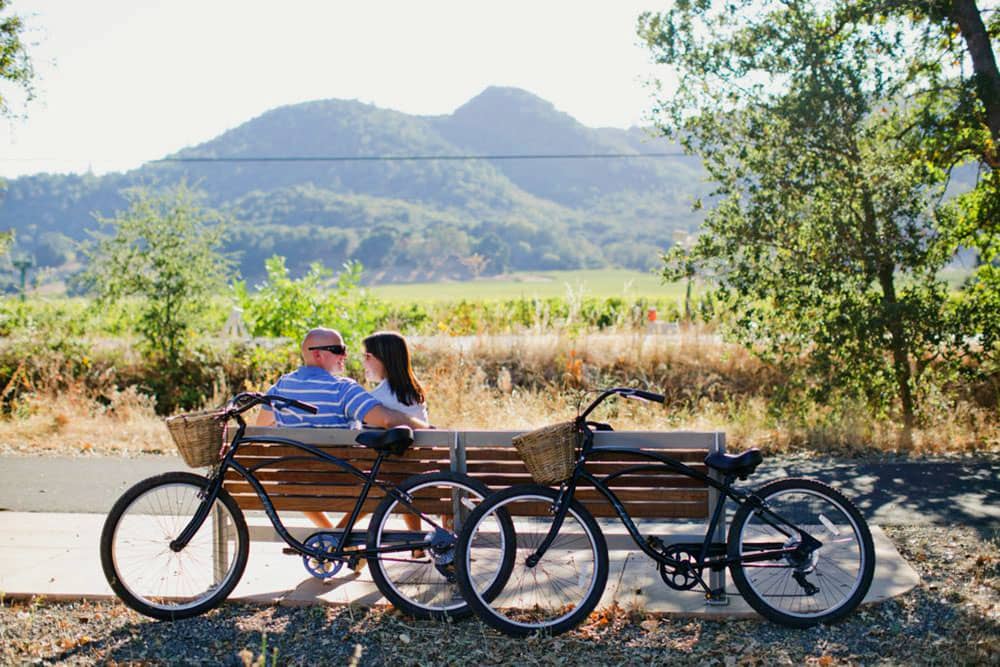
[0,86,708,287]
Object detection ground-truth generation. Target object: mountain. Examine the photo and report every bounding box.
[0,87,708,287]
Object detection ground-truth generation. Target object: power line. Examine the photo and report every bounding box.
[152,152,687,164]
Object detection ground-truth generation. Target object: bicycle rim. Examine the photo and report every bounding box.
[105,477,246,617]
[464,491,606,634]
[371,477,497,615]
[731,480,873,623]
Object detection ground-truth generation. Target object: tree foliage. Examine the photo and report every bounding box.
[83,185,233,363]
[0,0,34,119]
[234,256,382,353]
[638,0,994,446]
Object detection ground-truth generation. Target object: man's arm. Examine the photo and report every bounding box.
[363,405,429,429]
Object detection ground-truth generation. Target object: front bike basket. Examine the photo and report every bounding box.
[164,409,228,467]
[512,421,580,485]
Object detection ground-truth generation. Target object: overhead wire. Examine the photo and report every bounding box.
[151,152,687,163]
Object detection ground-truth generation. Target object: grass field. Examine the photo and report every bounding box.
[368,269,692,303]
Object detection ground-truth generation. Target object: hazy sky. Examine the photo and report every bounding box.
[1,1,672,179]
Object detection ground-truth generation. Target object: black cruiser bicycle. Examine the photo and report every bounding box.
[100,392,514,621]
[454,387,876,636]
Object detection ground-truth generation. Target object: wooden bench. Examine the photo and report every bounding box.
[223,427,728,596]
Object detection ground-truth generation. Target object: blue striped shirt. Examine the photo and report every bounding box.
[262,366,379,428]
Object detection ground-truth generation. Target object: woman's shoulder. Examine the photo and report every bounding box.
[371,381,427,418]
[369,380,392,400]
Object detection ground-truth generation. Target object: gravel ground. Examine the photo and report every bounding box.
[1,525,997,666]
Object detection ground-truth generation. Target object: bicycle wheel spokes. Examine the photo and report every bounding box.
[464,492,605,634]
[103,475,246,618]
[370,475,501,617]
[732,480,872,624]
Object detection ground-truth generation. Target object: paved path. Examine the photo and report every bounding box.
[1,454,997,526]
[3,452,977,615]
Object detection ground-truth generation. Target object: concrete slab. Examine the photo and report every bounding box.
[0,511,918,619]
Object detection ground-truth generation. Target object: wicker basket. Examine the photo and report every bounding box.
[512,421,580,485]
[164,409,228,468]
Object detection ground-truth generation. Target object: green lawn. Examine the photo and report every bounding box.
[367,269,690,303]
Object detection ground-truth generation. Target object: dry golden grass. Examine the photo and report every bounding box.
[0,385,171,456]
[415,331,1000,456]
[1,331,997,458]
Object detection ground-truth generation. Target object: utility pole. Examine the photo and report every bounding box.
[11,257,32,302]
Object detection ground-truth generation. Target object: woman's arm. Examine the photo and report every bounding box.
[363,404,429,429]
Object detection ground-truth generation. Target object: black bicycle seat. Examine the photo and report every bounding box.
[704,448,763,480]
[355,426,414,456]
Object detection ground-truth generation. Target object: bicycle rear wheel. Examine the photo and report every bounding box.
[455,484,608,637]
[366,471,514,619]
[100,472,249,621]
[728,478,875,627]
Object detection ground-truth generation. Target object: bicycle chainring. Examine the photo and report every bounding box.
[658,545,703,591]
[302,532,344,579]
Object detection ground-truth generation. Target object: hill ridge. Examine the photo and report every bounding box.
[0,87,707,288]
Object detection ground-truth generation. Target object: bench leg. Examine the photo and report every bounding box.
[706,433,729,605]
[212,503,228,583]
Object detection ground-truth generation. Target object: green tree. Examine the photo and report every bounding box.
[0,229,12,256]
[639,1,974,447]
[235,256,383,352]
[83,185,233,363]
[0,0,35,119]
[845,1,1000,353]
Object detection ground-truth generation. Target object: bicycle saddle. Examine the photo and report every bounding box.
[704,448,763,480]
[355,426,414,456]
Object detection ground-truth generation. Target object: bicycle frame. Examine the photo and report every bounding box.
[529,391,825,596]
[170,412,452,563]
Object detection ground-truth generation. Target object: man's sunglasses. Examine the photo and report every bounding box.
[308,344,347,355]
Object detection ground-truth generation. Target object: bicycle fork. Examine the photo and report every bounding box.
[169,471,227,552]
[525,480,577,568]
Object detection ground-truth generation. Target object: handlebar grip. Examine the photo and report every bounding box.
[263,394,319,414]
[281,398,319,414]
[629,389,665,403]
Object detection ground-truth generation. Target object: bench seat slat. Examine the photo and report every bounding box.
[586,502,708,518]
[465,447,708,463]
[229,496,707,519]
[225,470,709,490]
[230,496,382,512]
[235,445,449,460]
[225,482,705,504]
[225,470,448,484]
[224,482,482,499]
[230,459,449,473]
[465,459,707,473]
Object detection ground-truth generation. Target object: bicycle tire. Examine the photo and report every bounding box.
[100,471,249,621]
[366,471,515,619]
[728,477,876,627]
[455,484,609,637]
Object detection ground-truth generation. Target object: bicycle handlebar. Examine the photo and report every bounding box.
[226,392,319,416]
[579,386,665,420]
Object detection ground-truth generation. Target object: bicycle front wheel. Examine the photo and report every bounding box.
[100,472,249,621]
[728,478,875,627]
[455,484,609,637]
[367,471,514,619]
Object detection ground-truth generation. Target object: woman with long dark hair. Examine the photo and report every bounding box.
[362,331,428,423]
[334,331,430,567]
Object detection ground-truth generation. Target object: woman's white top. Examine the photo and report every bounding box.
[370,380,429,422]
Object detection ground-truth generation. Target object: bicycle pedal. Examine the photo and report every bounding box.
[282,547,299,556]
